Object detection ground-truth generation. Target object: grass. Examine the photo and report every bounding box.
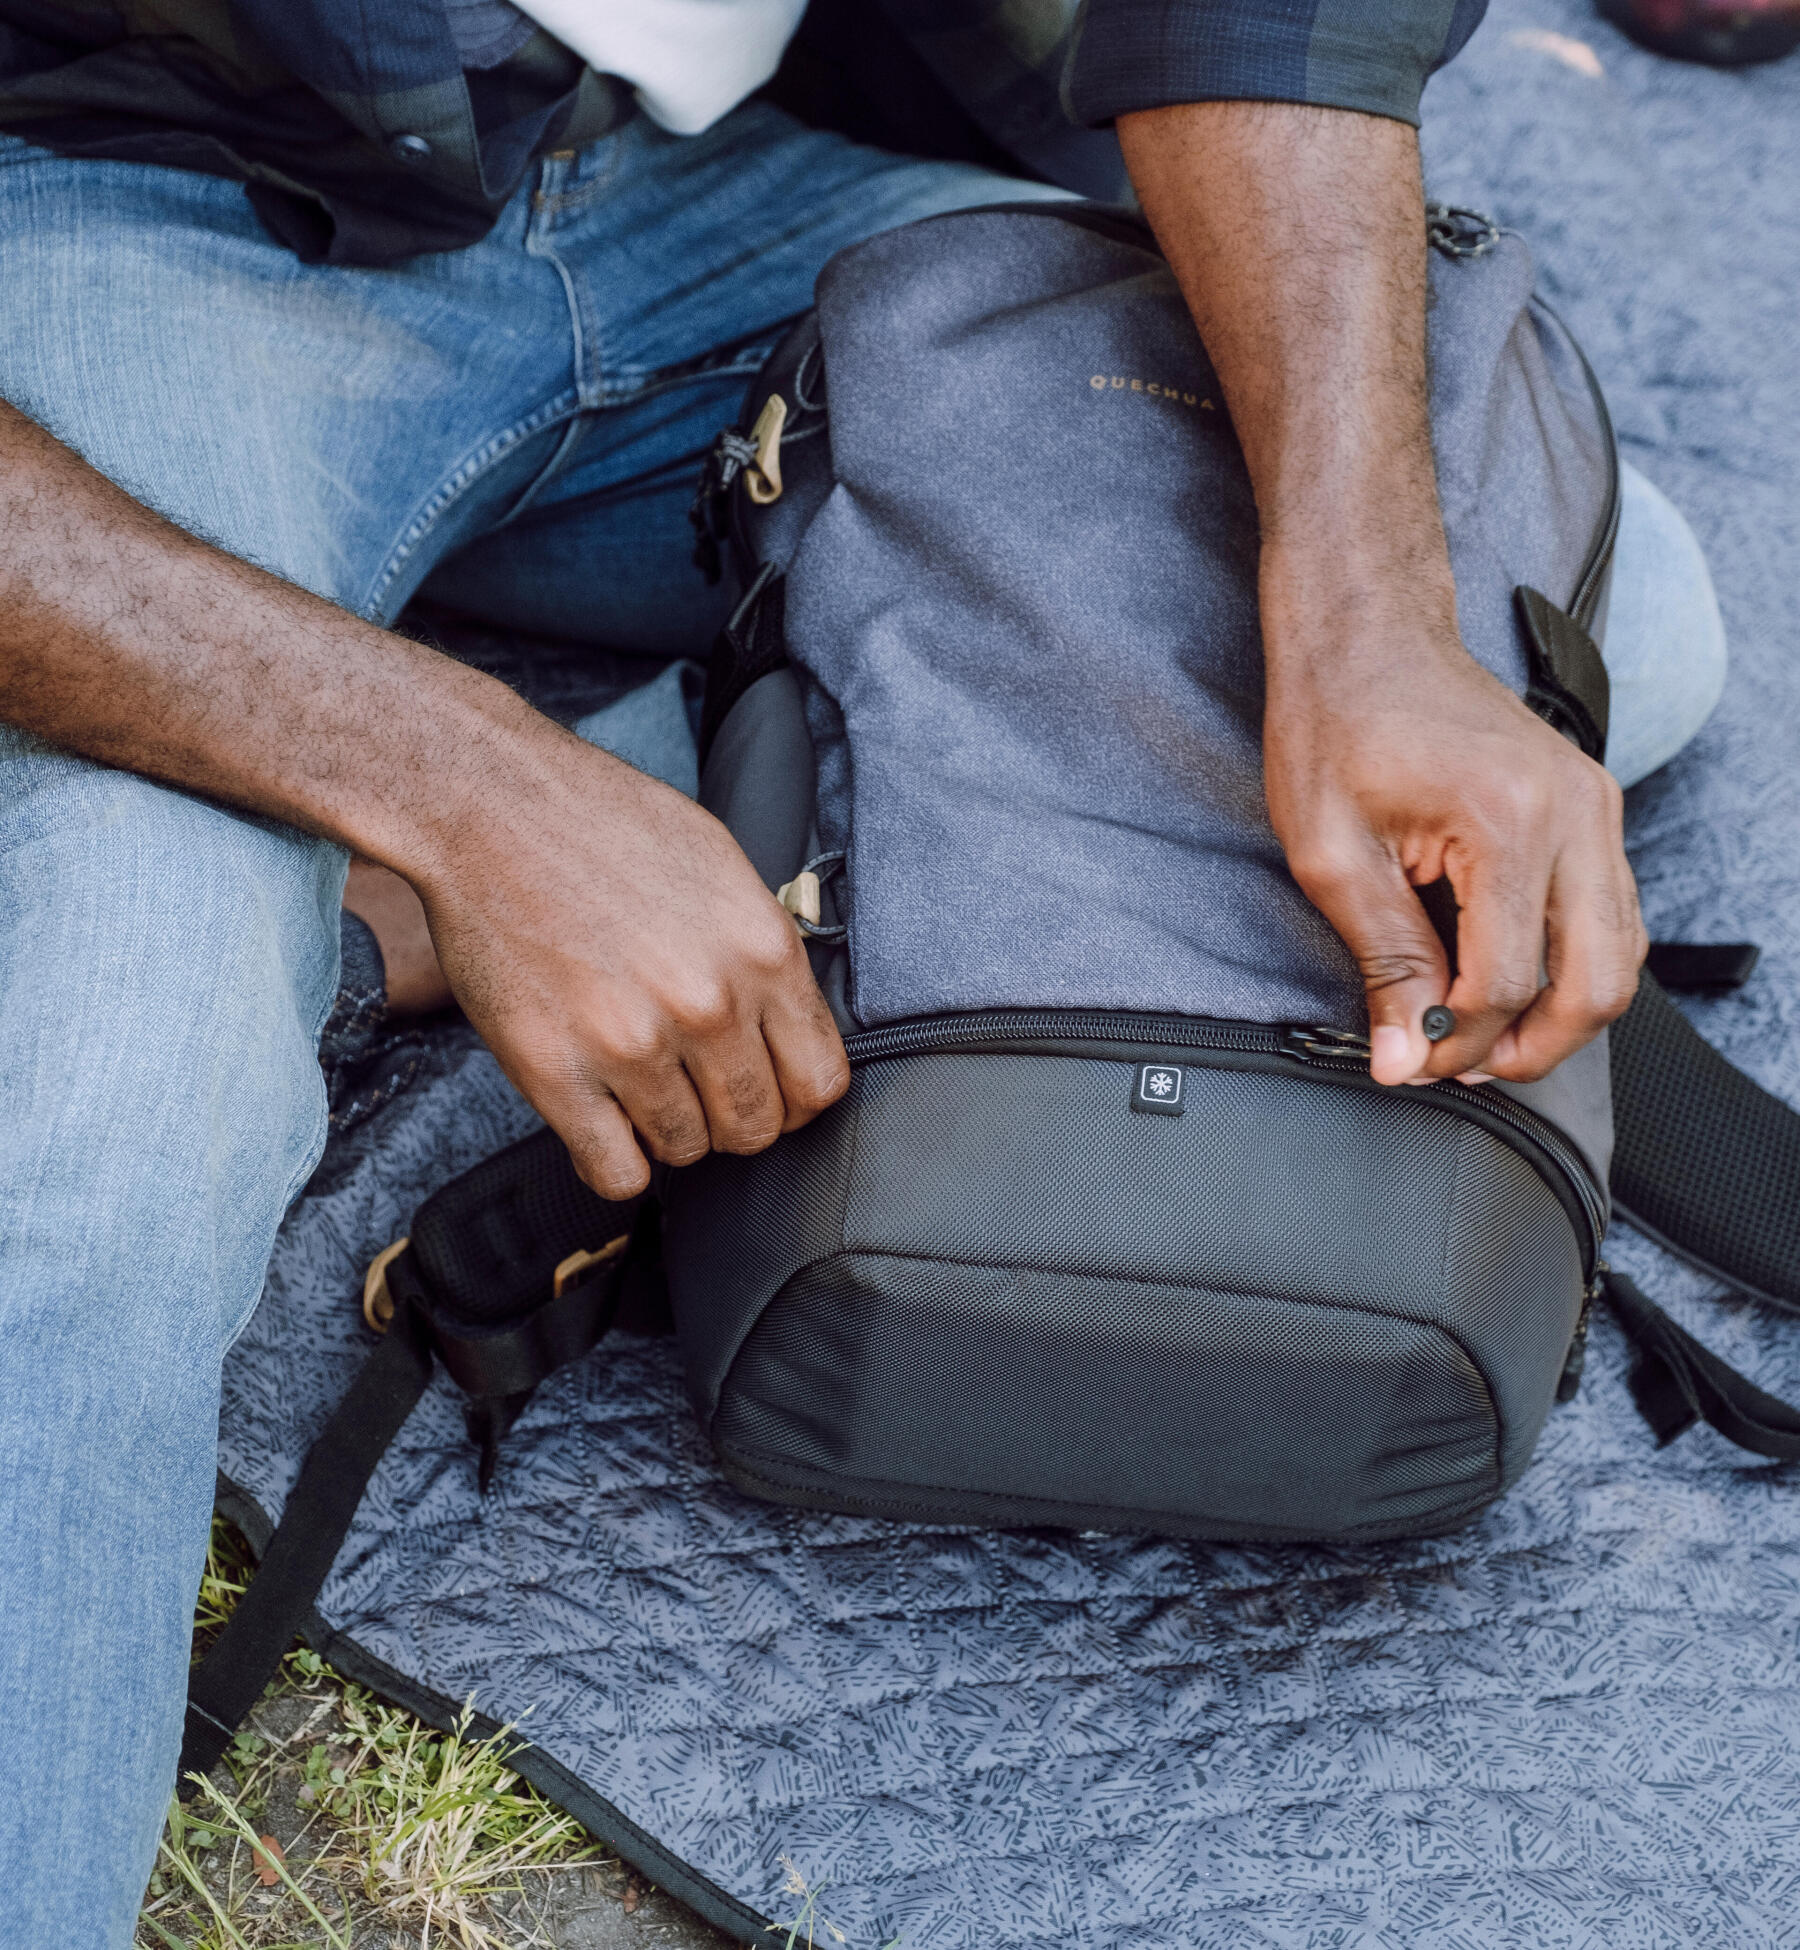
[141,1518,867,1949]
[135,1517,630,1950]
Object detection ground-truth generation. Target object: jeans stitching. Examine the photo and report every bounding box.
[527,226,607,409]
[361,391,583,622]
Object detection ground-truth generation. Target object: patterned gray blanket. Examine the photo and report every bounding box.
[220,9,1800,1944]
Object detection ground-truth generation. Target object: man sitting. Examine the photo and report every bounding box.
[0,0,1723,1937]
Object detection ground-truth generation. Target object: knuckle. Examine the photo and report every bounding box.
[644,1121,710,1167]
[791,1054,852,1115]
[749,912,808,974]
[1494,1048,1558,1084]
[1480,771,1550,838]
[570,1137,649,1202]
[1591,966,1641,1022]
[632,1088,711,1163]
[711,1072,784,1155]
[1477,974,1542,1021]
[595,1013,667,1072]
[717,1113,783,1157]
[1584,761,1626,816]
[1358,950,1438,995]
[668,979,737,1040]
[1284,837,1362,896]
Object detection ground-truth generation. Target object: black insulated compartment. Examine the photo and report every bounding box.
[664,1041,1589,1542]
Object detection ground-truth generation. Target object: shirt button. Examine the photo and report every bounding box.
[389,133,432,165]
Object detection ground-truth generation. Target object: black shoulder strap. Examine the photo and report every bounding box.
[1603,971,1800,1462]
[1604,1268,1800,1462]
[181,1307,434,1785]
[181,1130,640,1792]
[1610,970,1800,1311]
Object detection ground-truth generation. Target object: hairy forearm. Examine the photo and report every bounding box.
[0,396,849,1189]
[0,398,564,878]
[1117,102,1641,1085]
[1117,102,1455,646]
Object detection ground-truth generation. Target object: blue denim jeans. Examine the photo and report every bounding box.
[0,103,1724,1944]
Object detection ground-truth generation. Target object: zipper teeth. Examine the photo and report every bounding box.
[843,1011,1606,1261]
[844,1010,1280,1060]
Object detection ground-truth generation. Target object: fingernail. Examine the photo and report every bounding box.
[1370,1025,1412,1082]
[1458,1070,1495,1086]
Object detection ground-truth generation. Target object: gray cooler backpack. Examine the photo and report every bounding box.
[182,202,1800,1783]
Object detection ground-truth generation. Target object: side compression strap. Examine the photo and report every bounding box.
[1605,1268,1800,1461]
[179,1305,434,1790]
[181,1130,640,1790]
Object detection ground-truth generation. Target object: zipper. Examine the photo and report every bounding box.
[842,1008,1606,1271]
[1533,294,1621,632]
[1558,1267,1601,1402]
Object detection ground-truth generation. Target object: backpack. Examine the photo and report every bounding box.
[182,203,1800,1780]
[668,200,1621,1541]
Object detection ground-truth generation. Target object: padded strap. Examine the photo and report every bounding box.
[1604,1268,1800,1461]
[1609,970,1800,1310]
[179,1303,434,1791]
[409,1126,641,1327]
[1516,585,1610,760]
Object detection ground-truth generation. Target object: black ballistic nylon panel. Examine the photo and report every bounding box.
[1443,1124,1588,1478]
[717,1256,1502,1540]
[838,1055,1456,1302]
[681,1051,1585,1539]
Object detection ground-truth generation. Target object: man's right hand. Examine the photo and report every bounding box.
[415,724,848,1199]
[0,397,846,1195]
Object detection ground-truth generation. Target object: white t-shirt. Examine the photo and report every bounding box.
[511,0,810,134]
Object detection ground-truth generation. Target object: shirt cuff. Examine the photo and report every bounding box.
[1066,0,1489,130]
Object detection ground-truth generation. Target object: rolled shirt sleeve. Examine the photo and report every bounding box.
[1067,0,1490,128]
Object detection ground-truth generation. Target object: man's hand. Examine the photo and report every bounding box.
[1119,101,1646,1084]
[1262,586,1643,1087]
[0,400,848,1193]
[415,729,847,1197]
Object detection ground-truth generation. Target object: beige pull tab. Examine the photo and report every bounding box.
[362,1236,410,1334]
[552,1233,629,1300]
[745,394,786,505]
[776,871,822,927]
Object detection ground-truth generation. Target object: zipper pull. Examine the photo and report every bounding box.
[1280,1026,1372,1063]
[745,393,787,505]
[1558,1262,1605,1403]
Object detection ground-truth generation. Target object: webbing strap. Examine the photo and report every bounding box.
[178,1305,434,1792]
[1516,585,1611,761]
[1605,1269,1800,1462]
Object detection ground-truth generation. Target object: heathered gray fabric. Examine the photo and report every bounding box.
[219,16,1800,1947]
[788,209,1608,1033]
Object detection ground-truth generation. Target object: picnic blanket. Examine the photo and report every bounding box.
[218,11,1800,1945]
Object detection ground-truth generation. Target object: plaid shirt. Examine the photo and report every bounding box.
[0,0,1487,265]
